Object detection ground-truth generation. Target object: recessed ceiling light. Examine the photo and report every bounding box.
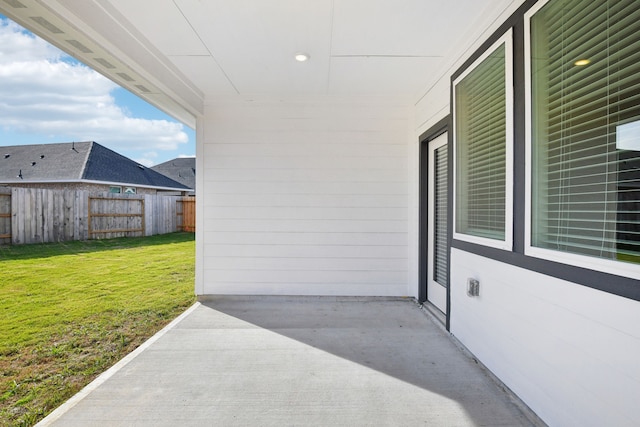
[295,53,310,62]
[574,59,590,66]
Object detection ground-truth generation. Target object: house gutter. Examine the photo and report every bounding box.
[0,179,193,193]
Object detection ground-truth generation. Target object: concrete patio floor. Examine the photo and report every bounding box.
[38,297,542,426]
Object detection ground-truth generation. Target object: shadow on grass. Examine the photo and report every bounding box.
[0,232,194,261]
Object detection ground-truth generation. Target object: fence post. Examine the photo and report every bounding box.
[0,188,11,244]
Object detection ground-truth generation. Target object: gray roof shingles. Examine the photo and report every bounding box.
[0,141,190,190]
[150,157,196,191]
[0,141,90,181]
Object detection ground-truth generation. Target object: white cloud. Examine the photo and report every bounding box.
[134,151,159,167]
[0,19,189,157]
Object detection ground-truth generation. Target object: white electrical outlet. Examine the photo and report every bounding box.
[467,278,480,297]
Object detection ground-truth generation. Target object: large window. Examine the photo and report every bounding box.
[526,0,640,277]
[454,31,513,250]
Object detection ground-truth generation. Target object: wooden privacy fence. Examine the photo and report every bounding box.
[0,188,10,245]
[177,198,195,232]
[89,196,145,238]
[1,187,195,245]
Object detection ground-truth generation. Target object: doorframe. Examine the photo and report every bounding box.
[419,115,451,330]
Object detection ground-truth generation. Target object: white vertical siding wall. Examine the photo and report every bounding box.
[450,249,640,427]
[199,100,410,296]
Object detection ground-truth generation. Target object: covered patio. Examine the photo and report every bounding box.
[4,2,639,426]
[38,297,538,426]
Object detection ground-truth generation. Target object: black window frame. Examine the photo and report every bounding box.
[446,0,640,302]
[453,29,514,251]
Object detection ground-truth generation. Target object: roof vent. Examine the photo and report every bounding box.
[3,0,26,8]
[94,58,115,69]
[116,72,135,82]
[31,161,36,166]
[17,169,23,179]
[66,39,93,54]
[4,154,9,159]
[138,164,145,170]
[135,85,151,93]
[40,154,45,159]
[30,16,64,34]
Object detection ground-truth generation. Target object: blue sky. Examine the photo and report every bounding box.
[0,16,195,167]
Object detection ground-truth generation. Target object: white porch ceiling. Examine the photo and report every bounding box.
[0,0,516,125]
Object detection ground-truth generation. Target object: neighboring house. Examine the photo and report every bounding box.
[1,1,638,426]
[151,157,195,194]
[0,141,191,195]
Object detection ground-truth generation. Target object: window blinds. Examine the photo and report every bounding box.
[530,0,640,263]
[455,44,507,240]
[434,143,448,286]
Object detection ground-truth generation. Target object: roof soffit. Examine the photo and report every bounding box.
[0,0,519,107]
[0,0,202,126]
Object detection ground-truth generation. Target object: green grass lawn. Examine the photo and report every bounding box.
[0,233,196,427]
